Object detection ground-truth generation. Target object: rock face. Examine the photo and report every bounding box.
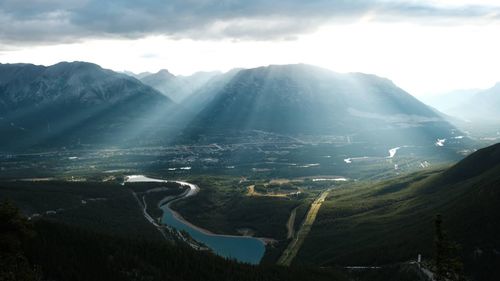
[186,64,454,143]
[0,62,174,149]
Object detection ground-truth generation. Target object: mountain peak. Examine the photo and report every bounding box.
[157,69,173,75]
[50,61,103,71]
[188,63,450,140]
[141,69,175,83]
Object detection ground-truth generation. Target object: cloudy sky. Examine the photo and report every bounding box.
[1,0,500,96]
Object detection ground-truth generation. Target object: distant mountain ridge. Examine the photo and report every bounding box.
[122,70,153,79]
[421,89,481,113]
[454,82,500,121]
[140,69,176,87]
[139,69,221,103]
[429,83,500,122]
[0,62,461,149]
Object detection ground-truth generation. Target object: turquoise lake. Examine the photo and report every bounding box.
[161,206,265,264]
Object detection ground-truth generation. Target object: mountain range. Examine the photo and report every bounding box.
[1,61,459,150]
[425,83,500,123]
[138,69,221,103]
[449,83,500,122]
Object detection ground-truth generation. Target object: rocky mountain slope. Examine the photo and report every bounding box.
[0,62,175,149]
[186,64,456,145]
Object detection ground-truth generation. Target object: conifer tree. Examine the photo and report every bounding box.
[434,214,465,281]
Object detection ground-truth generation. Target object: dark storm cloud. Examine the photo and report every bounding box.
[0,0,499,44]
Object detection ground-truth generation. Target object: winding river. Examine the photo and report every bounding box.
[125,175,265,265]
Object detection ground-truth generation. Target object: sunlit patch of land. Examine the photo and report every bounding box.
[246,184,300,198]
[286,206,299,239]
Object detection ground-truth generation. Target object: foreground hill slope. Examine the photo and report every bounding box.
[187,64,455,144]
[0,62,175,149]
[25,220,348,281]
[298,143,500,279]
[0,181,349,281]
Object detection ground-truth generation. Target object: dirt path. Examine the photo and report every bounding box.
[277,189,330,266]
[286,206,299,239]
[131,191,170,240]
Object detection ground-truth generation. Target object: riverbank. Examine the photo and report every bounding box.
[125,175,268,264]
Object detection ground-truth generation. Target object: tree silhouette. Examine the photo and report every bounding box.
[0,200,36,281]
[434,214,465,281]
